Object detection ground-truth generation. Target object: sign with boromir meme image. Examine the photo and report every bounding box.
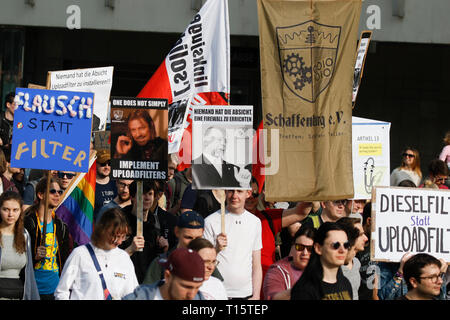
[110,97,168,180]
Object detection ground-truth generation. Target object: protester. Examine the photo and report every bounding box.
[54,208,138,300]
[244,191,313,299]
[0,92,16,150]
[12,168,26,197]
[419,159,449,189]
[263,225,315,300]
[0,148,19,194]
[336,217,368,300]
[123,247,206,300]
[56,171,76,191]
[291,222,353,300]
[180,183,220,218]
[93,150,117,222]
[96,179,133,222]
[22,170,57,211]
[117,180,174,283]
[203,189,262,300]
[300,199,348,229]
[0,191,40,300]
[168,167,192,216]
[344,199,366,221]
[187,237,228,300]
[390,147,422,187]
[397,253,447,300]
[143,210,205,284]
[23,177,71,300]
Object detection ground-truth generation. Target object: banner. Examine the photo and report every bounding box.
[137,0,230,162]
[257,0,362,201]
[352,117,390,200]
[110,97,168,180]
[352,31,372,107]
[11,88,93,172]
[371,187,450,263]
[49,66,114,131]
[192,105,253,190]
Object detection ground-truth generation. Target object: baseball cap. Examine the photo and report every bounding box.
[97,150,111,164]
[177,210,204,229]
[163,248,205,282]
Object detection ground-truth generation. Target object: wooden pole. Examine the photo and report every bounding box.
[136,180,143,252]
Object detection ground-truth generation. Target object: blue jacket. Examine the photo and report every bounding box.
[0,230,40,300]
[122,280,205,300]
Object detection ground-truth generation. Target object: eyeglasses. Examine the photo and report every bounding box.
[402,153,415,158]
[112,233,129,243]
[49,189,63,195]
[331,200,347,206]
[434,177,447,183]
[203,259,219,267]
[294,243,313,253]
[419,273,445,283]
[57,172,75,179]
[329,241,350,250]
[100,161,111,167]
[118,182,132,189]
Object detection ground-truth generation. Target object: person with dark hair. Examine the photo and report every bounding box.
[23,177,71,300]
[0,147,19,194]
[397,253,447,300]
[0,92,16,149]
[0,191,39,300]
[96,179,133,221]
[300,199,348,230]
[187,237,228,300]
[263,225,315,300]
[118,180,176,283]
[94,150,117,222]
[54,208,138,300]
[337,217,368,299]
[397,179,417,188]
[123,247,206,300]
[390,147,422,187]
[419,159,449,189]
[113,109,167,162]
[290,222,353,300]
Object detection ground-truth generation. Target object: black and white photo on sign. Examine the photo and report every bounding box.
[191,105,253,190]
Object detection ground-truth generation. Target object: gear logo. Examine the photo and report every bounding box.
[277,20,341,103]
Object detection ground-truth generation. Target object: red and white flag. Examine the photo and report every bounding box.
[138,0,230,169]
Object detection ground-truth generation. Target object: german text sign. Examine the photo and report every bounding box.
[11,88,93,172]
[372,187,450,262]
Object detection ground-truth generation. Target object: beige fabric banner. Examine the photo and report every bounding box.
[257,0,361,202]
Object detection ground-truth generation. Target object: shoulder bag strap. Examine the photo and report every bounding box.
[85,244,112,300]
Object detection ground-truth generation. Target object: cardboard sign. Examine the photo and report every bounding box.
[94,130,110,152]
[191,105,253,190]
[371,186,450,263]
[11,88,93,172]
[48,66,114,131]
[110,97,168,180]
[352,117,391,200]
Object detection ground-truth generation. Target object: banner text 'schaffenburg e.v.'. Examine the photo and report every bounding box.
[257,0,362,201]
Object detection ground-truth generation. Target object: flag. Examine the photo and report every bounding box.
[257,0,361,201]
[252,120,265,193]
[137,0,230,169]
[56,155,96,245]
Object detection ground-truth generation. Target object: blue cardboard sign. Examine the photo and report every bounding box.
[11,88,93,172]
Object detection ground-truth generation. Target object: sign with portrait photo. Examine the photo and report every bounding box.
[11,87,93,172]
[110,97,168,181]
[191,105,253,190]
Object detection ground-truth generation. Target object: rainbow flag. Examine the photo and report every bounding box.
[56,155,96,245]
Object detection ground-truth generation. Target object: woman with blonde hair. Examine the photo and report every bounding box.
[390,147,422,187]
[0,191,39,300]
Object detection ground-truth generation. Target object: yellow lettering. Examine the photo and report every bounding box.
[40,139,49,158]
[49,141,62,155]
[32,140,37,158]
[62,145,74,161]
[73,150,86,167]
[15,142,29,160]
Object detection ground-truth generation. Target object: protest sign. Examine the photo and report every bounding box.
[371,186,450,263]
[110,97,168,180]
[48,66,114,132]
[352,31,372,108]
[352,117,391,200]
[11,87,93,173]
[94,130,110,153]
[191,105,253,190]
[257,0,361,201]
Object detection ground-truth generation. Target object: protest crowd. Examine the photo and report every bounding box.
[1,0,450,304]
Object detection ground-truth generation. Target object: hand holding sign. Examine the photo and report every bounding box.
[115,135,133,157]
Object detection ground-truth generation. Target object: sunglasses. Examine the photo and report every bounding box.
[57,172,75,179]
[294,243,313,253]
[100,161,111,167]
[402,153,415,158]
[49,189,63,195]
[329,241,350,250]
[332,200,347,206]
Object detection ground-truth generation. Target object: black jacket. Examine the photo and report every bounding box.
[0,112,13,148]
